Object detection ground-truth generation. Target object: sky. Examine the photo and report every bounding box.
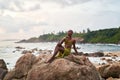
[0,0,120,40]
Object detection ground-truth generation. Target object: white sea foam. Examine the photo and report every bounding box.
[0,40,120,70]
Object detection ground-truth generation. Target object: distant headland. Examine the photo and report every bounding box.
[17,27,120,44]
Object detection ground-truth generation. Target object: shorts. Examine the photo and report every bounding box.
[56,48,71,58]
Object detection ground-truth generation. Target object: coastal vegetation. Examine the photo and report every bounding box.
[19,27,120,44]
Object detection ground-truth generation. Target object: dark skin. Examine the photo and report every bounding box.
[47,30,79,63]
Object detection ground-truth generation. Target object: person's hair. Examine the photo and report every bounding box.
[68,30,73,33]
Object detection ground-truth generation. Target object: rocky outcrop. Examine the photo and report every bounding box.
[21,50,32,54]
[0,59,8,80]
[98,62,120,79]
[4,53,102,80]
[84,52,104,57]
[0,59,7,70]
[106,77,120,80]
[15,46,25,49]
[4,53,36,80]
[27,54,101,80]
[73,52,104,57]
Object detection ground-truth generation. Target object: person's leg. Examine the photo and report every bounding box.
[47,43,64,63]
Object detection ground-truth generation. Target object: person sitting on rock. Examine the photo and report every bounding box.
[47,30,79,63]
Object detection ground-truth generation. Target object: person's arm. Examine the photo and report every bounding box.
[57,37,65,46]
[47,37,65,63]
[73,40,79,55]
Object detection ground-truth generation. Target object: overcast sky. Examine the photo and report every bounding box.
[0,0,120,40]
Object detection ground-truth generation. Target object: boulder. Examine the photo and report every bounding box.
[0,59,8,80]
[106,59,113,63]
[0,59,8,70]
[0,68,7,80]
[21,50,32,54]
[3,70,26,80]
[100,58,106,60]
[31,48,38,53]
[72,52,104,57]
[87,52,104,57]
[4,53,36,80]
[4,53,103,80]
[26,54,101,80]
[38,50,52,54]
[106,77,120,80]
[98,62,120,79]
[15,46,25,49]
[35,53,53,64]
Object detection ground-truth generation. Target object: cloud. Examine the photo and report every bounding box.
[0,15,49,33]
[0,0,120,40]
[0,0,120,13]
[0,0,91,13]
[0,27,6,34]
[0,0,41,12]
[41,0,91,6]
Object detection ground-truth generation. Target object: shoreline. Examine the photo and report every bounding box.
[2,51,120,80]
[17,40,120,45]
[104,51,120,57]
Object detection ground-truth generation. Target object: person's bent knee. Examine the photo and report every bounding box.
[57,42,62,47]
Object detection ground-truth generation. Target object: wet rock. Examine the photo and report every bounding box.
[0,59,8,80]
[90,52,104,57]
[105,54,111,57]
[72,52,104,57]
[84,53,89,56]
[15,46,25,49]
[104,53,118,57]
[71,52,84,56]
[101,63,106,65]
[26,54,101,80]
[21,50,32,54]
[101,58,106,60]
[0,59,8,70]
[13,51,16,53]
[38,50,52,54]
[0,68,7,80]
[31,48,38,53]
[106,59,113,63]
[112,56,116,59]
[98,62,120,79]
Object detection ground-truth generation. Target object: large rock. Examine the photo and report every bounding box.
[4,53,36,80]
[4,53,102,80]
[98,62,120,79]
[35,53,53,64]
[0,59,8,80]
[106,77,120,80]
[84,52,104,57]
[0,68,7,80]
[72,52,104,57]
[26,54,101,80]
[0,59,7,70]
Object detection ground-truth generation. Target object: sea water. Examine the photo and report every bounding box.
[0,40,120,70]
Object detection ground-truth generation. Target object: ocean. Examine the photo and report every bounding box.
[0,40,120,70]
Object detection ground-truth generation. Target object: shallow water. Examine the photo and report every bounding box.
[0,40,120,70]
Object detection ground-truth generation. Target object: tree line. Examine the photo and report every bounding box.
[19,27,120,44]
